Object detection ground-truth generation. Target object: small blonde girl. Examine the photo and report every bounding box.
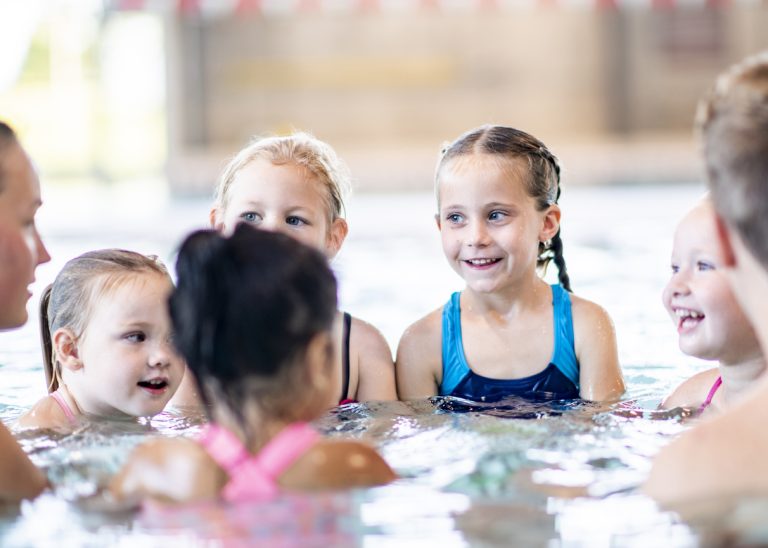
[18,249,185,430]
[206,132,396,405]
[397,125,625,403]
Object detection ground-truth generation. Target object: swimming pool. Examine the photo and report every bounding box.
[1,181,761,546]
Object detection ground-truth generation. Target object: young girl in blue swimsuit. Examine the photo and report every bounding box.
[397,125,625,403]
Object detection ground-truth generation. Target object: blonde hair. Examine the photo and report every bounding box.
[696,51,768,269]
[213,132,351,224]
[41,249,172,393]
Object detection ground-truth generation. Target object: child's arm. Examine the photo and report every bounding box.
[110,438,221,504]
[352,319,397,401]
[572,297,625,402]
[282,440,396,490]
[660,367,720,410]
[395,310,442,400]
[0,423,48,501]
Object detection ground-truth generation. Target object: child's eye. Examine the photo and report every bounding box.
[124,332,146,343]
[286,216,308,226]
[239,212,260,223]
[445,213,464,224]
[697,261,716,272]
[488,210,506,221]
[670,264,680,274]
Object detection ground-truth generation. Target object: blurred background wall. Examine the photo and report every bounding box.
[2,0,767,194]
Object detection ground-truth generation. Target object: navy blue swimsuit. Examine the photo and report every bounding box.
[440,285,580,402]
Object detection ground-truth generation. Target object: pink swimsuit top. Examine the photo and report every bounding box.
[51,390,78,426]
[197,422,320,503]
[698,376,722,414]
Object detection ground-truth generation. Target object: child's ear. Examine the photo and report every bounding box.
[53,329,83,372]
[539,204,561,242]
[325,218,349,259]
[209,207,223,231]
[713,211,737,268]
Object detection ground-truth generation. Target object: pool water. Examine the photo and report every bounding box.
[1,181,763,546]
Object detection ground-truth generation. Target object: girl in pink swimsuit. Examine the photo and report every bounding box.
[110,225,395,504]
[661,198,766,415]
[16,250,185,431]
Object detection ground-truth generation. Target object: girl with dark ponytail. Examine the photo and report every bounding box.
[397,125,624,403]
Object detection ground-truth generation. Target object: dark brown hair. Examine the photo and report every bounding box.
[697,51,768,269]
[436,125,571,291]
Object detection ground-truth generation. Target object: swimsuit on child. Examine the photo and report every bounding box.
[698,376,722,414]
[440,284,581,402]
[197,422,320,503]
[338,312,358,406]
[51,389,78,426]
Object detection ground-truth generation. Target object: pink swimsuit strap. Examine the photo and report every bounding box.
[51,390,78,425]
[198,422,319,503]
[698,376,723,414]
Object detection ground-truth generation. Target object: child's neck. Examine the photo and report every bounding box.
[464,274,550,316]
[719,355,767,406]
[211,408,298,455]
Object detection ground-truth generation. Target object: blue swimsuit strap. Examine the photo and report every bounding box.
[440,286,579,395]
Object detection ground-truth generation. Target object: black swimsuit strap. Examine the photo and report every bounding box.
[341,312,352,401]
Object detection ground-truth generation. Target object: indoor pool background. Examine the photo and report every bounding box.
[1,181,764,546]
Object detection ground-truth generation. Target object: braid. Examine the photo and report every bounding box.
[39,284,57,393]
[550,230,571,292]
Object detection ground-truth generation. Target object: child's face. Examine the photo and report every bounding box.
[0,144,50,329]
[71,273,184,418]
[437,154,558,293]
[216,158,343,258]
[662,201,759,363]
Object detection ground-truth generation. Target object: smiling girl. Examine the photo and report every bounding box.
[396,125,624,403]
[660,197,765,414]
[18,250,185,430]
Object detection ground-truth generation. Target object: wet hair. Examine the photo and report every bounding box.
[41,249,172,393]
[436,125,571,291]
[0,121,19,193]
[169,223,338,430]
[213,132,351,224]
[697,51,768,269]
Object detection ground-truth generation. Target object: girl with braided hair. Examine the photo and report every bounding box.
[396,125,624,403]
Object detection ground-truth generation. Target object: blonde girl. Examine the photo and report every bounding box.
[18,250,185,430]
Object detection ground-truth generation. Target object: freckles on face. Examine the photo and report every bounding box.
[219,158,332,252]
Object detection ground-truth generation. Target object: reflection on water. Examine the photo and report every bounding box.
[1,184,765,545]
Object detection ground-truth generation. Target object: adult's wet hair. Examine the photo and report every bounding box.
[697,51,768,269]
[41,249,171,393]
[169,224,338,428]
[436,125,571,291]
[0,121,19,193]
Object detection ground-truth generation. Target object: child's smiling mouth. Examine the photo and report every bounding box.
[464,258,502,269]
[137,378,170,395]
[675,307,705,332]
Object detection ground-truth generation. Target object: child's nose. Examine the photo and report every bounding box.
[148,342,173,368]
[667,270,691,297]
[467,220,490,247]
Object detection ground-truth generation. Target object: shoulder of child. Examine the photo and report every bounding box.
[110,437,222,504]
[283,438,396,490]
[395,307,443,399]
[16,395,73,431]
[349,316,397,401]
[660,367,720,410]
[568,294,624,402]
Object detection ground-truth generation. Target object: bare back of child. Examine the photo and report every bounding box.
[111,226,395,505]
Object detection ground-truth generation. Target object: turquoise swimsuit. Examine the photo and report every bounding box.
[440,284,580,402]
